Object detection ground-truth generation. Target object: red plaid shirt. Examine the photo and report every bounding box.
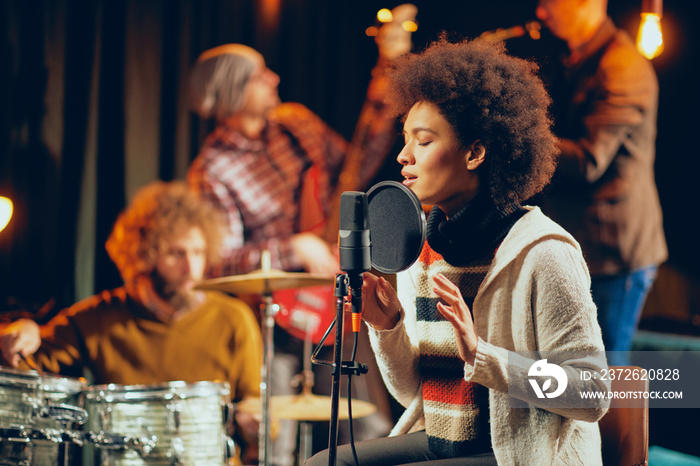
[187,100,395,277]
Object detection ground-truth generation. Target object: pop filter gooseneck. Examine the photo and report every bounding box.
[367,180,426,274]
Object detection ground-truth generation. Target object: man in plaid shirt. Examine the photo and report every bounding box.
[187,43,397,279]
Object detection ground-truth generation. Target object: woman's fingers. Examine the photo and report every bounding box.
[432,273,470,320]
[432,274,478,364]
[433,273,462,302]
[436,302,458,325]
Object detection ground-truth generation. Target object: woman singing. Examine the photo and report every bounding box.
[307,36,610,466]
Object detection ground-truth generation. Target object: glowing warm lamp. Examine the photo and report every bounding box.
[0,196,13,233]
[636,0,664,59]
[367,7,418,37]
[376,8,393,23]
[402,20,418,33]
[366,26,379,37]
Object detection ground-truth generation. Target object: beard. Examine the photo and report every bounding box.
[150,270,200,313]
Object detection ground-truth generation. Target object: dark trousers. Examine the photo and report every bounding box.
[305,431,497,466]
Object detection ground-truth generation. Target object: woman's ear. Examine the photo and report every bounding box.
[466,140,486,170]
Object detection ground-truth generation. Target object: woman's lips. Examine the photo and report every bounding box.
[402,171,417,187]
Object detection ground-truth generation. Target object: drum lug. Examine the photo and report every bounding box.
[99,403,113,431]
[167,400,182,431]
[128,428,158,457]
[222,401,235,425]
[224,434,236,461]
[170,436,185,463]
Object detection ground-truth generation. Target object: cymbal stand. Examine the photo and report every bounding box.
[259,291,278,466]
[259,251,278,466]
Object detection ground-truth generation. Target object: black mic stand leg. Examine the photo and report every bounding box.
[328,273,348,466]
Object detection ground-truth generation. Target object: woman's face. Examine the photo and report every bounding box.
[397,101,481,216]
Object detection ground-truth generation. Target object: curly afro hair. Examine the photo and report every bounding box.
[386,36,558,208]
[105,181,226,285]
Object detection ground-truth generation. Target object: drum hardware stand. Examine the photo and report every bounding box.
[259,292,278,466]
[311,273,368,466]
[259,250,278,466]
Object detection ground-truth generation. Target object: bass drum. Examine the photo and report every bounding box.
[84,381,234,466]
[0,366,87,466]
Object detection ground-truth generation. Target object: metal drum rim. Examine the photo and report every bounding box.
[84,380,231,402]
[0,365,87,392]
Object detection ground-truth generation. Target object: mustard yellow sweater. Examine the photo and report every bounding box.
[34,288,262,402]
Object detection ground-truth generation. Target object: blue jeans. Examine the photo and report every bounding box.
[591,265,658,366]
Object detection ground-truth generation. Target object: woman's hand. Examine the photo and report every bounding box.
[358,273,402,331]
[433,273,478,364]
[0,319,41,367]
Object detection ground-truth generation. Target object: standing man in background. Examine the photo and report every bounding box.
[534,0,667,365]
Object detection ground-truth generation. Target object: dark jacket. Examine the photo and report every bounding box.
[541,18,667,275]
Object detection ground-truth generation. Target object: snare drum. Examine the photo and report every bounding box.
[0,366,87,466]
[84,381,233,465]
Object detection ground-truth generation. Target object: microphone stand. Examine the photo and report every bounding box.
[321,191,371,465]
[326,272,368,466]
[327,273,348,466]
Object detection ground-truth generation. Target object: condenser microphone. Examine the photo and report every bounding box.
[338,191,371,332]
[338,191,371,274]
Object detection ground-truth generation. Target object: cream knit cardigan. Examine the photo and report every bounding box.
[368,206,611,465]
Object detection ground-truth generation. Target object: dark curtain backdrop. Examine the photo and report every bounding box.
[2,0,699,326]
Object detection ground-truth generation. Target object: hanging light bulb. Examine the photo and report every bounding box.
[636,0,664,59]
[0,196,13,233]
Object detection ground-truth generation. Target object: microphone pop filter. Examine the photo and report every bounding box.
[366,181,426,274]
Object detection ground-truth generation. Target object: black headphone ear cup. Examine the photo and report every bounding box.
[367,181,426,274]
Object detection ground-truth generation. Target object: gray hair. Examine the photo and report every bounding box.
[189,44,257,121]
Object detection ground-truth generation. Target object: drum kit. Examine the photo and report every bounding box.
[0,367,232,465]
[0,252,377,466]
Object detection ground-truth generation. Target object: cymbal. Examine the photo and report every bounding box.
[194,269,334,295]
[236,393,377,421]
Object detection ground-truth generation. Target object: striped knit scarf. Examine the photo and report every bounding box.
[417,195,524,458]
[417,242,492,458]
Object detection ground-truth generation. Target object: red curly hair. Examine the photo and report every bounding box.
[105,181,226,285]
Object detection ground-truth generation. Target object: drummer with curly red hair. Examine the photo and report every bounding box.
[0,180,263,462]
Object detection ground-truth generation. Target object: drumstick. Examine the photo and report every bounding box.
[17,351,44,376]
